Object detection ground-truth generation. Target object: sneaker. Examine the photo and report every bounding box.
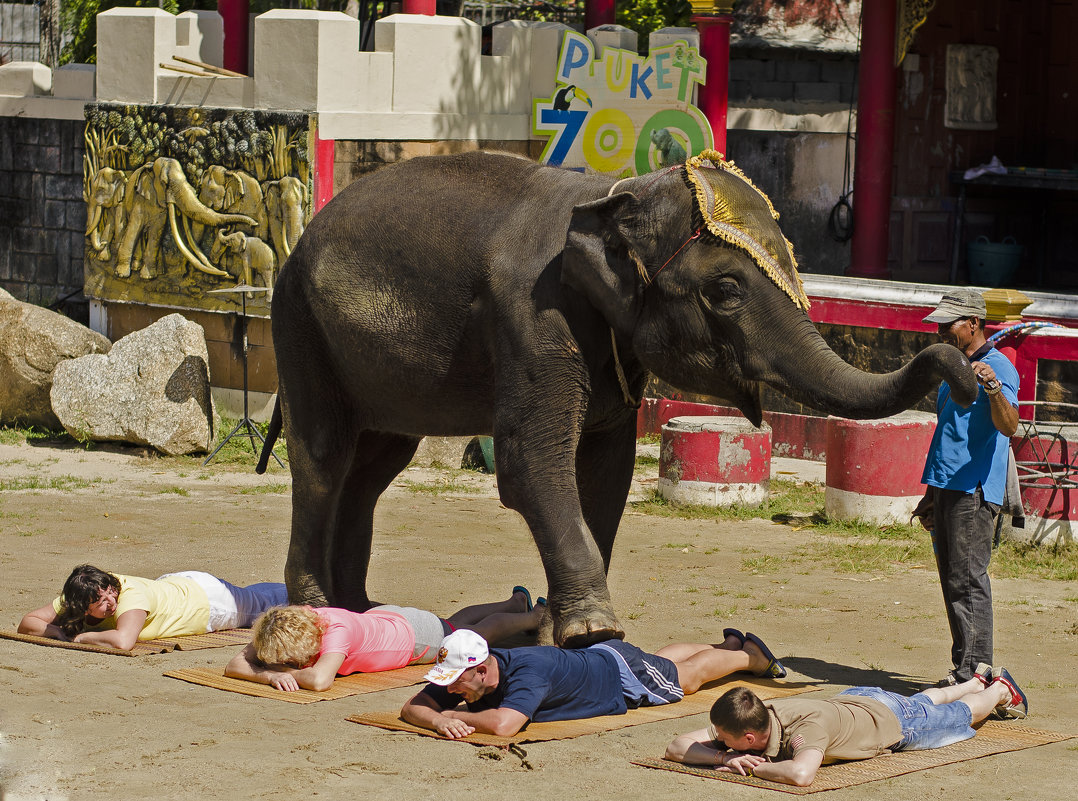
[934,672,958,689]
[991,667,1028,720]
[973,662,993,688]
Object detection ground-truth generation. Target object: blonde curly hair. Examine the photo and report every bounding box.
[251,605,326,668]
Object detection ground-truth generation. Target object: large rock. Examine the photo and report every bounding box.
[51,313,218,455]
[0,291,112,428]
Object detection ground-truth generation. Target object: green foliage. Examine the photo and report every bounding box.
[61,0,182,65]
[630,479,824,522]
[632,479,1078,580]
[0,475,99,492]
[616,0,692,49]
[0,425,75,446]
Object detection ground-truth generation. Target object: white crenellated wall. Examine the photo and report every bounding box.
[0,9,850,136]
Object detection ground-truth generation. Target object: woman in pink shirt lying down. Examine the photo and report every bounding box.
[225,587,545,691]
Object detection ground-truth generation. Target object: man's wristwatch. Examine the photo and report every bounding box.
[984,378,1002,395]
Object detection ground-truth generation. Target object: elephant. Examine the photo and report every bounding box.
[114,157,257,280]
[85,166,127,262]
[262,177,307,268]
[210,229,276,296]
[256,150,978,649]
[194,165,268,246]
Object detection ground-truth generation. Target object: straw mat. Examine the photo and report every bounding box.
[1,628,252,655]
[164,663,431,704]
[0,630,172,656]
[346,677,814,746]
[630,721,1074,793]
[151,628,253,650]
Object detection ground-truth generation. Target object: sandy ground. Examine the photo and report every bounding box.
[0,438,1075,801]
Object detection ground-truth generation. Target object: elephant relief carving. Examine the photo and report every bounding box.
[114,157,256,280]
[210,229,276,297]
[194,165,269,248]
[263,177,307,268]
[85,167,127,262]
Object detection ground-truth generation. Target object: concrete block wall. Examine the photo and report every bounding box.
[730,48,857,106]
[0,116,86,316]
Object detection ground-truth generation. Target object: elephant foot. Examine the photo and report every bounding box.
[329,590,380,613]
[139,266,154,280]
[553,605,624,649]
[115,266,132,278]
[288,587,329,608]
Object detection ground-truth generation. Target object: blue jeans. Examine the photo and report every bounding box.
[839,687,975,751]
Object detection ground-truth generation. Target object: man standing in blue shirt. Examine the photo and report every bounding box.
[918,288,1019,686]
[401,627,787,738]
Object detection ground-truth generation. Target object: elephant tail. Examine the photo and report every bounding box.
[256,396,283,475]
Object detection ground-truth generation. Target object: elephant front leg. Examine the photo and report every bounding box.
[576,416,638,571]
[494,397,624,648]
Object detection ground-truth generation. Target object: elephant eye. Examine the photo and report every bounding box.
[700,278,743,310]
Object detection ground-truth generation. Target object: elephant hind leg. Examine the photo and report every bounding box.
[327,430,421,611]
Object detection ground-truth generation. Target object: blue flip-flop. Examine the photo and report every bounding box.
[723,628,746,646]
[513,585,533,612]
[745,632,787,679]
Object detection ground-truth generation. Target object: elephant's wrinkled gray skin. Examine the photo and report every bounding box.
[115,157,257,280]
[262,177,307,268]
[85,166,126,261]
[259,152,977,649]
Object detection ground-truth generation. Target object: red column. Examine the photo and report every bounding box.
[847,0,897,278]
[218,0,250,75]
[692,13,732,155]
[313,136,335,214]
[402,0,436,13]
[585,0,616,30]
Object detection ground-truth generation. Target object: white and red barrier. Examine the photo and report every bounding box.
[1003,426,1078,545]
[824,412,936,525]
[658,416,771,506]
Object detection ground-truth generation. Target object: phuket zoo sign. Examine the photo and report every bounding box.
[533,32,713,176]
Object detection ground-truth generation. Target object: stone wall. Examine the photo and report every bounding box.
[730,48,857,106]
[0,115,86,321]
[332,138,543,191]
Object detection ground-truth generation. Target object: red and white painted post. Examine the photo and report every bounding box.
[824,412,936,525]
[1005,428,1078,545]
[659,416,771,506]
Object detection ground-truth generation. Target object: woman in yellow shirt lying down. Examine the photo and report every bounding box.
[18,564,287,650]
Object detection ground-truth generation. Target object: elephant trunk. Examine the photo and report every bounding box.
[87,204,105,252]
[757,309,978,419]
[169,174,256,231]
[281,205,303,259]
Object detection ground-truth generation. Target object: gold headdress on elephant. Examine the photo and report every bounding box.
[683,150,809,310]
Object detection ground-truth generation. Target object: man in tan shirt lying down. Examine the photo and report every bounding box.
[665,665,1027,787]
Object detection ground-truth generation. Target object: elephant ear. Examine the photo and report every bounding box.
[224,172,245,209]
[562,192,647,339]
[264,181,280,214]
[132,165,158,205]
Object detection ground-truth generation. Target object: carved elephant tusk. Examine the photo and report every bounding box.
[168,203,230,277]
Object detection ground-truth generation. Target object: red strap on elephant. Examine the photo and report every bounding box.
[650,227,702,282]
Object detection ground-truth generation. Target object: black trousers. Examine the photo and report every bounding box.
[931,486,999,682]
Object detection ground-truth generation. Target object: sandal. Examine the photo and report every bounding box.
[722,628,746,646]
[513,585,533,612]
[745,632,787,679]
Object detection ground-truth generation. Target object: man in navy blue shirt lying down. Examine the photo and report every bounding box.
[400,627,787,739]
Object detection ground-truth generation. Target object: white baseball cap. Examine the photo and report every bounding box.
[423,629,489,685]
